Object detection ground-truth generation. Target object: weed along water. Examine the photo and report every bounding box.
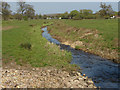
[42,27,119,88]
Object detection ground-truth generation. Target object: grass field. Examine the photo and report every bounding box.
[2,20,77,71]
[63,19,118,42]
[48,19,119,63]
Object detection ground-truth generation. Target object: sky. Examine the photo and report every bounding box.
[8,2,118,15]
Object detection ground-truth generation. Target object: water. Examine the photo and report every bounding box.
[42,27,120,88]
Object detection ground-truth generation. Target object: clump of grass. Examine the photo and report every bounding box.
[29,24,36,27]
[20,42,32,50]
[44,21,47,24]
[75,46,81,50]
[42,22,53,27]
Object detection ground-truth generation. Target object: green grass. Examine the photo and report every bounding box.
[63,19,118,42]
[63,19,119,52]
[2,20,78,71]
[42,22,53,27]
[75,46,82,50]
[48,19,119,62]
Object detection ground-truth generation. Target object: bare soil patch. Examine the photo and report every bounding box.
[2,59,32,70]
[2,26,18,30]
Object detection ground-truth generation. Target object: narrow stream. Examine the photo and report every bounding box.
[42,27,120,88]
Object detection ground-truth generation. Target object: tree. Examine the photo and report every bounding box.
[118,11,120,16]
[69,10,79,19]
[79,9,94,19]
[34,14,39,19]
[17,2,35,20]
[17,2,26,15]
[80,9,93,16]
[113,11,118,16]
[39,14,42,19]
[24,4,35,19]
[42,15,47,19]
[2,2,11,20]
[73,14,83,20]
[61,12,69,19]
[14,13,22,20]
[99,3,114,18]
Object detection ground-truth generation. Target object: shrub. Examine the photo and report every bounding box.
[29,24,36,27]
[104,16,110,19]
[75,46,81,50]
[20,42,32,50]
[73,15,82,20]
[23,16,28,21]
[44,21,48,24]
[14,14,22,20]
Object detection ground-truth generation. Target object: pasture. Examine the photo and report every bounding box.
[2,20,77,71]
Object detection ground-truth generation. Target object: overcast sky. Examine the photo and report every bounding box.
[8,2,118,15]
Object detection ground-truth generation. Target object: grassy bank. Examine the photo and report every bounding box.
[2,20,78,71]
[47,19,119,63]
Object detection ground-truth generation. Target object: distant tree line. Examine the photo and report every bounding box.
[60,3,119,20]
[1,2,120,20]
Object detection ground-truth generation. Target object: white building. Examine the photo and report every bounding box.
[59,17,61,19]
[47,17,52,19]
[110,16,116,19]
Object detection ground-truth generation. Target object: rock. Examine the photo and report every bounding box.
[62,41,71,46]
[83,74,86,76]
[94,34,99,38]
[71,41,84,48]
[66,82,71,87]
[87,80,94,85]
[76,72,81,76]
[70,71,77,76]
[32,68,35,71]
[74,80,79,83]
[78,77,83,81]
[88,84,94,88]
[83,77,88,81]
[80,32,93,39]
[2,68,96,88]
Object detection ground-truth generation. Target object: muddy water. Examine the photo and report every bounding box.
[42,27,119,88]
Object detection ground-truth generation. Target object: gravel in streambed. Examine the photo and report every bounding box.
[1,67,97,88]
